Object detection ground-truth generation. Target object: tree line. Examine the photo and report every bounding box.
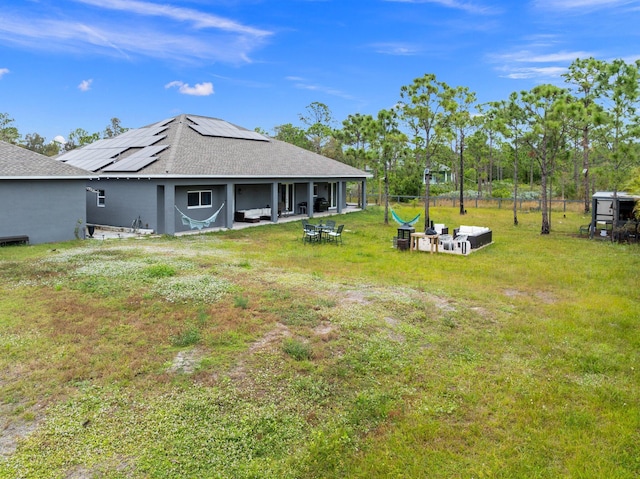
[0,116,128,155]
[3,57,639,234]
[261,58,640,233]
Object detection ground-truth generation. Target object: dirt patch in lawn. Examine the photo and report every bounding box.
[168,348,205,374]
[0,404,42,458]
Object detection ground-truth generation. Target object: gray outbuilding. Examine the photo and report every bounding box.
[56,114,371,235]
[590,191,639,241]
[0,141,93,245]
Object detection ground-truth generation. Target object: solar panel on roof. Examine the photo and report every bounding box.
[106,134,166,149]
[148,117,174,128]
[60,147,128,170]
[102,144,169,172]
[56,120,169,172]
[102,156,157,172]
[186,115,268,141]
[66,156,117,172]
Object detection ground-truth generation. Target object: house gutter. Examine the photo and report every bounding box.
[0,175,96,180]
[95,174,373,180]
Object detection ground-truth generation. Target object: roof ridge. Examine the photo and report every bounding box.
[163,115,185,174]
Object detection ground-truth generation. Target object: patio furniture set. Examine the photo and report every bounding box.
[399,224,492,255]
[302,219,344,244]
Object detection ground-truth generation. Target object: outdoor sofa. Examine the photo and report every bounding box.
[452,225,492,249]
[234,207,272,223]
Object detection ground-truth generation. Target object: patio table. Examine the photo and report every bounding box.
[315,224,332,242]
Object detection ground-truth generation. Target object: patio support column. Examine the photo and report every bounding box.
[361,179,367,210]
[336,180,343,214]
[308,181,314,218]
[164,184,176,235]
[226,184,234,229]
[271,181,279,222]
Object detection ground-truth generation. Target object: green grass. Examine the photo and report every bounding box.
[0,205,638,478]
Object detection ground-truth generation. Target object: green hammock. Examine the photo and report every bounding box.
[175,202,225,230]
[391,208,420,227]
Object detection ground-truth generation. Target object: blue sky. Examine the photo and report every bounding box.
[1,0,639,143]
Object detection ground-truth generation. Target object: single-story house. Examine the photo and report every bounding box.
[56,114,371,235]
[0,141,94,245]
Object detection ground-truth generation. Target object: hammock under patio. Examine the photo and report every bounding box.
[175,202,225,230]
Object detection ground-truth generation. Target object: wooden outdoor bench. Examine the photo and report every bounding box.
[0,235,29,246]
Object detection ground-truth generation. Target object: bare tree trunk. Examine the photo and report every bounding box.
[424,152,431,232]
[513,143,519,226]
[548,177,553,232]
[383,161,390,225]
[541,162,550,234]
[488,134,494,197]
[459,130,465,215]
[583,126,590,214]
[530,159,534,189]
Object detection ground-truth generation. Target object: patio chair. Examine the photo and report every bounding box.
[325,220,336,231]
[327,224,344,244]
[579,223,592,236]
[303,224,320,244]
[301,219,309,240]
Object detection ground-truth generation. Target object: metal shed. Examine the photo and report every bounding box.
[590,191,639,241]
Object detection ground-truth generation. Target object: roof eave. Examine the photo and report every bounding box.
[95,173,372,180]
[0,175,96,180]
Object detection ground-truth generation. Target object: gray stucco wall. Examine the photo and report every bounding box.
[174,184,226,233]
[0,179,87,245]
[87,179,157,230]
[234,184,271,211]
[86,179,228,234]
[85,177,359,235]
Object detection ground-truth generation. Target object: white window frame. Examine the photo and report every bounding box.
[281,183,295,213]
[329,182,337,209]
[187,190,213,209]
[97,189,106,207]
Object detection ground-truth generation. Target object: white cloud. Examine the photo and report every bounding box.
[78,79,93,91]
[384,0,502,15]
[75,0,272,37]
[0,1,272,64]
[488,35,598,82]
[499,66,568,80]
[285,77,355,100]
[370,42,422,56]
[533,0,638,10]
[165,81,214,96]
[491,49,594,64]
[0,68,8,78]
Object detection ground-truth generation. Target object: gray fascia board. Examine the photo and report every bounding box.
[0,175,96,180]
[97,173,372,180]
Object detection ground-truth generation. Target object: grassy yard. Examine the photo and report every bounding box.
[0,205,638,478]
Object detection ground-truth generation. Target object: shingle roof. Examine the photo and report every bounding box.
[0,141,92,179]
[56,114,371,179]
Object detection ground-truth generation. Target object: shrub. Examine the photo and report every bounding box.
[171,327,201,347]
[283,338,313,361]
[492,187,512,199]
[144,264,176,278]
[234,295,249,309]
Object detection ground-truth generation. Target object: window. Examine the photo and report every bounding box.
[328,182,338,209]
[280,183,294,213]
[187,190,212,209]
[97,190,105,207]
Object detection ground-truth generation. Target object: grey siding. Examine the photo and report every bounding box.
[0,179,87,245]
[234,183,271,210]
[87,179,228,233]
[174,184,226,233]
[87,180,158,230]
